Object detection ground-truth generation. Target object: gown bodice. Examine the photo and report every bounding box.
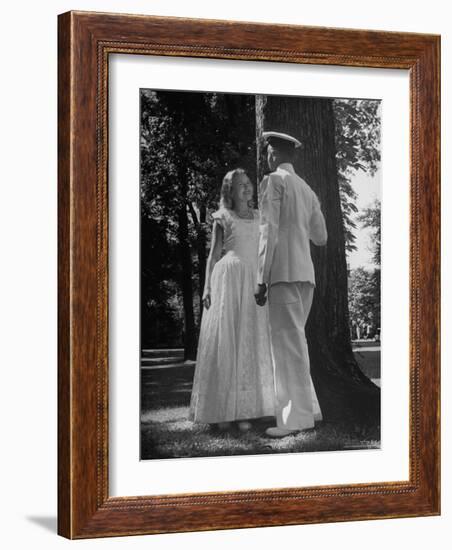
[213,208,260,266]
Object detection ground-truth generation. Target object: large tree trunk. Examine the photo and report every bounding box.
[257,95,380,426]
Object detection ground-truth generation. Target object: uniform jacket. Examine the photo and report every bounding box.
[257,163,327,286]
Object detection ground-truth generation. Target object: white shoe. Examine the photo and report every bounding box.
[237,421,252,432]
[265,427,297,438]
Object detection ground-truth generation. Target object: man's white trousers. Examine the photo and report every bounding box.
[269,281,321,430]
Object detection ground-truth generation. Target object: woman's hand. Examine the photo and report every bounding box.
[202,291,211,309]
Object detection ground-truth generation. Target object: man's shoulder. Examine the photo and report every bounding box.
[284,174,321,208]
[266,170,285,186]
[291,173,316,195]
[260,171,284,193]
[267,169,284,179]
[277,169,306,192]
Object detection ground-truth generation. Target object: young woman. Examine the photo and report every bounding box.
[189,168,275,431]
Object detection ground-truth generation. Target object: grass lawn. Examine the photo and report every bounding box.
[140,362,380,460]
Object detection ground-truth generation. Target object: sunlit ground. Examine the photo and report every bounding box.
[140,345,380,460]
[141,406,380,460]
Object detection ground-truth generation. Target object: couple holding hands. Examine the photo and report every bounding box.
[190,131,328,438]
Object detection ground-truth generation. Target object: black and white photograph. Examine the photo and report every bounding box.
[1,0,445,544]
[140,89,382,460]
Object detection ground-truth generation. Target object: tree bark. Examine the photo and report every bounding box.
[177,202,197,361]
[257,95,380,426]
[189,202,207,316]
[197,205,207,313]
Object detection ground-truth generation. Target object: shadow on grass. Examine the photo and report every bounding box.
[140,365,380,460]
[354,350,381,379]
[141,365,195,411]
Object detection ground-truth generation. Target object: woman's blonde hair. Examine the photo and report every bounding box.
[219,168,253,210]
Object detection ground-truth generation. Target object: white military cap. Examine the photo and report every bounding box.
[262,131,302,148]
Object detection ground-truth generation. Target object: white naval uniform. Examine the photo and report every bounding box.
[257,163,327,430]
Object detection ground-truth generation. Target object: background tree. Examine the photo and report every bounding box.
[358,198,381,266]
[333,99,381,253]
[348,198,381,338]
[348,267,381,335]
[257,95,380,426]
[141,90,197,358]
[141,204,184,348]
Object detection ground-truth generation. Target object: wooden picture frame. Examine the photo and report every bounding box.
[58,10,440,539]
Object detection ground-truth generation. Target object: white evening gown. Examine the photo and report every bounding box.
[189,208,276,423]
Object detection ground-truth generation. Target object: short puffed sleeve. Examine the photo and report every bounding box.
[211,208,231,231]
[211,208,234,244]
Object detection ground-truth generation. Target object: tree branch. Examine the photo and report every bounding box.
[187,202,199,227]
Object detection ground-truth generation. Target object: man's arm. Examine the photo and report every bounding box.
[257,173,283,285]
[310,193,328,246]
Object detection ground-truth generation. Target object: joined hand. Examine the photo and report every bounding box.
[254,284,267,307]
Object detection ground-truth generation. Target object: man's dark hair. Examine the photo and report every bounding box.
[266,136,296,159]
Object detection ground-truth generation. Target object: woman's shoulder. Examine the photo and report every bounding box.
[212,207,233,222]
[211,207,234,231]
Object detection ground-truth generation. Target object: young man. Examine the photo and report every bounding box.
[255,131,328,438]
